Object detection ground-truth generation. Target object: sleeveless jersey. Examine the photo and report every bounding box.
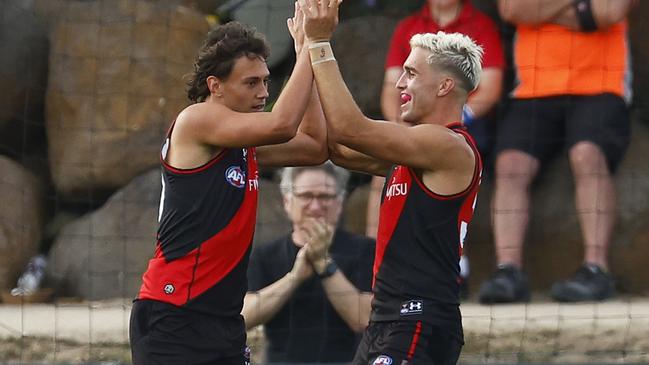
[371,123,482,327]
[137,124,259,317]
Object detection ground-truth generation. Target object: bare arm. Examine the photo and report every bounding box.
[498,0,573,25]
[328,141,390,176]
[176,49,313,149]
[301,0,474,192]
[499,0,633,30]
[257,83,329,167]
[320,271,373,332]
[316,62,472,181]
[590,0,634,28]
[242,248,314,330]
[257,2,328,167]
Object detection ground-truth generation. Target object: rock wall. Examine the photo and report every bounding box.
[46,0,209,197]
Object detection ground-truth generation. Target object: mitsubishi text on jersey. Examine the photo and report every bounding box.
[372,123,482,330]
[137,127,259,317]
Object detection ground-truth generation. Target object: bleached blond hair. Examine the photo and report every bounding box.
[410,31,483,92]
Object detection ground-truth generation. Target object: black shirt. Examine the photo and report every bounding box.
[248,229,375,363]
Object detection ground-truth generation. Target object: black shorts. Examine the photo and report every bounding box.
[352,321,463,365]
[495,93,630,172]
[129,300,250,365]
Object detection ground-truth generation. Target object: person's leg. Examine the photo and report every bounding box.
[480,97,563,303]
[551,93,630,302]
[569,142,615,269]
[492,150,540,268]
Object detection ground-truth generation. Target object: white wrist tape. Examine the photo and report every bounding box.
[308,41,336,65]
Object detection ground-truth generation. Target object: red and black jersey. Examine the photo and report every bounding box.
[137,125,259,317]
[371,123,482,330]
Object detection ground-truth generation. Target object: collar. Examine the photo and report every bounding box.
[445,121,466,130]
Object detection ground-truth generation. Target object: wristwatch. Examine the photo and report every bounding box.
[317,260,338,279]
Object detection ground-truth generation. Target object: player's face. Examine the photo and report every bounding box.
[284,170,342,228]
[219,55,270,113]
[396,47,442,124]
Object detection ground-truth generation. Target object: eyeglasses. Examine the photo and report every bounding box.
[292,192,339,206]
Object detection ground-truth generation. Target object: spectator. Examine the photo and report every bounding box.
[479,0,635,303]
[367,0,505,297]
[243,163,375,364]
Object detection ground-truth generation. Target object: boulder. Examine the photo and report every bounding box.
[0,157,43,292]
[47,168,160,299]
[0,1,48,152]
[46,0,209,198]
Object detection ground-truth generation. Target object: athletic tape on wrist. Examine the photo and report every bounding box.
[308,41,336,65]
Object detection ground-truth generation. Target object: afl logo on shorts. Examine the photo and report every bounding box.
[225,166,246,188]
[373,355,393,365]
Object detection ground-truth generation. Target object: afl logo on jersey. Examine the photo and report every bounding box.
[372,355,393,364]
[226,166,246,188]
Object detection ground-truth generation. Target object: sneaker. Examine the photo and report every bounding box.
[550,263,615,302]
[478,264,530,304]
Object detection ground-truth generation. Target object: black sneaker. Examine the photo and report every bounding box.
[478,264,530,304]
[550,263,615,302]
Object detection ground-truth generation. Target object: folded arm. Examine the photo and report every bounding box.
[498,0,633,30]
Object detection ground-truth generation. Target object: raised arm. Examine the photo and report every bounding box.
[257,1,328,167]
[175,54,312,150]
[301,0,473,183]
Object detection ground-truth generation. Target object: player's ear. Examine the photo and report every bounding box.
[437,77,455,97]
[207,76,223,97]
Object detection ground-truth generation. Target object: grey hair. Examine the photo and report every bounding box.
[279,162,350,197]
[410,31,483,92]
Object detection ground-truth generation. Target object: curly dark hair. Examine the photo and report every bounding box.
[186,21,271,103]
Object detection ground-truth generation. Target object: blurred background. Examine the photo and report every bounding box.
[0,0,648,364]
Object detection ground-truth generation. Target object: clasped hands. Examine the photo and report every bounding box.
[291,218,335,282]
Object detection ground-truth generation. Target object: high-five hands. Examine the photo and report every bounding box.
[298,0,342,42]
[287,1,306,54]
